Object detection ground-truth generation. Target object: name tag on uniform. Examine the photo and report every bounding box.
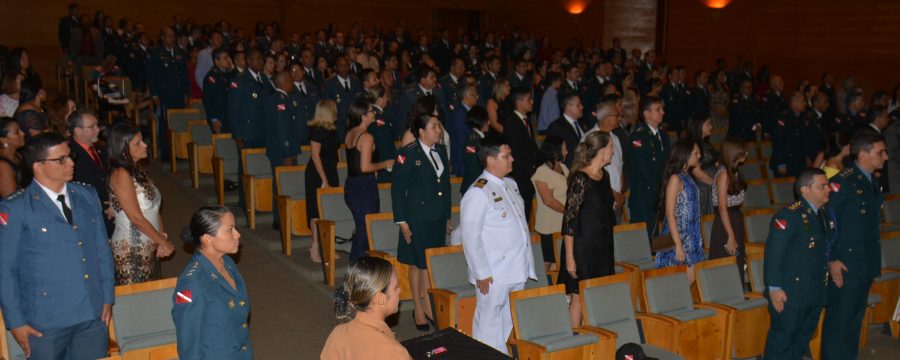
[493,196,503,202]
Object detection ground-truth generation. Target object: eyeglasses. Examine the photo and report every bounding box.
[78,123,101,130]
[40,154,74,165]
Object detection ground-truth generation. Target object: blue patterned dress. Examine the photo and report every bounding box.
[655,172,705,268]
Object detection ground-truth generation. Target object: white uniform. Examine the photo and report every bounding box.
[460,171,536,354]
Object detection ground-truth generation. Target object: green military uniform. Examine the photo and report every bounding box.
[460,129,485,194]
[391,140,452,269]
[264,89,302,225]
[626,122,670,236]
[202,66,234,133]
[438,74,463,118]
[764,199,835,359]
[769,109,808,178]
[368,106,396,183]
[821,165,883,360]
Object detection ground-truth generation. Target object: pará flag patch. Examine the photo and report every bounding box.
[376,119,385,126]
[0,212,8,226]
[829,182,841,192]
[774,219,788,230]
[176,290,192,304]
[632,140,642,148]
[208,76,216,83]
[466,146,477,154]
[397,154,406,164]
[230,82,238,88]
[277,104,286,111]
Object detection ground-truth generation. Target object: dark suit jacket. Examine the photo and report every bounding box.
[58,16,79,51]
[70,140,113,236]
[545,116,582,166]
[503,112,539,194]
[322,75,363,138]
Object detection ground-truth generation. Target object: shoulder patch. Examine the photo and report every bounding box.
[788,201,803,211]
[4,189,24,201]
[838,167,854,177]
[175,289,193,304]
[473,179,488,188]
[402,142,417,150]
[773,218,788,230]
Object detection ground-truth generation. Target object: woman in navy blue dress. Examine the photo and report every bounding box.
[655,140,705,283]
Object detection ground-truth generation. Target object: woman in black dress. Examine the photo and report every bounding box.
[558,131,616,327]
[687,112,719,215]
[305,100,341,263]
[0,118,25,197]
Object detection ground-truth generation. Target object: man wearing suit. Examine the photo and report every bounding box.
[67,111,114,237]
[581,62,615,127]
[289,63,318,144]
[503,87,540,224]
[477,57,501,106]
[300,49,324,90]
[546,94,585,166]
[313,29,331,60]
[147,27,190,159]
[763,169,834,359]
[770,93,809,178]
[728,80,761,142]
[628,96,670,237]
[605,38,627,63]
[449,84,478,177]
[507,59,531,90]
[194,32,224,92]
[558,64,582,109]
[761,76,787,138]
[438,58,466,120]
[58,3,80,55]
[322,57,363,139]
[660,66,688,133]
[0,133,115,360]
[125,33,151,91]
[460,136,536,355]
[395,67,441,140]
[227,50,267,149]
[264,72,302,227]
[822,133,887,360]
[202,49,233,134]
[686,70,711,118]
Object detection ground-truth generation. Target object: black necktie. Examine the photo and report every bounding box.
[57,194,73,225]
[656,132,664,152]
[342,80,350,92]
[429,149,441,172]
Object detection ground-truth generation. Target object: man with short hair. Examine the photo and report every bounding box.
[588,103,626,219]
[322,56,363,139]
[770,92,810,177]
[449,84,478,177]
[477,56,501,106]
[58,3,80,54]
[687,70,710,117]
[761,75,787,138]
[628,96,670,237]
[507,59,530,89]
[289,63,318,142]
[438,58,466,117]
[68,110,114,236]
[228,49,267,149]
[265,71,302,228]
[503,88,539,222]
[147,26,190,159]
[728,79,761,142]
[460,136,536,354]
[395,66,440,139]
[195,32,224,91]
[546,94,584,166]
[660,66,688,133]
[0,133,115,360]
[537,71,563,133]
[202,48,233,134]
[822,133,888,359]
[764,168,834,359]
[300,48,323,90]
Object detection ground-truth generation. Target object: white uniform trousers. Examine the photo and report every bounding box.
[472,281,525,355]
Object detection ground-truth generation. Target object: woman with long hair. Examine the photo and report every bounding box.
[821,132,850,179]
[654,139,704,283]
[321,257,411,359]
[46,95,77,137]
[531,136,569,272]
[686,112,718,214]
[558,131,616,327]
[486,78,511,135]
[305,100,341,263]
[343,99,394,262]
[710,70,731,128]
[107,123,174,285]
[0,118,25,196]
[709,138,749,283]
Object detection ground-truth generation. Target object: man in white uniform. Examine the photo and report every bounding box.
[460,136,536,354]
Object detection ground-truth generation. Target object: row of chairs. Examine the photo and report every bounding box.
[1,278,181,360]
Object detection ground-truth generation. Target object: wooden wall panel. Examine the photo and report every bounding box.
[664,0,900,94]
[603,0,657,56]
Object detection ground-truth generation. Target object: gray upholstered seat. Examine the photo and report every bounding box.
[744,211,774,245]
[701,217,714,250]
[450,210,460,228]
[169,110,203,132]
[643,343,683,360]
[697,262,766,311]
[378,186,392,212]
[189,100,206,118]
[743,182,771,209]
[296,151,312,167]
[451,178,463,205]
[369,217,399,257]
[614,225,654,268]
[429,251,474,298]
[582,280,683,359]
[244,152,272,179]
[760,142,773,159]
[749,257,765,292]
[337,165,348,186]
[5,330,25,359]
[770,179,795,206]
[740,162,763,180]
[514,293,598,352]
[646,272,713,322]
[319,189,354,252]
[868,293,882,306]
[526,244,550,289]
[190,124,212,146]
[875,272,900,282]
[278,169,305,200]
[214,138,239,182]
[882,237,900,269]
[112,288,177,353]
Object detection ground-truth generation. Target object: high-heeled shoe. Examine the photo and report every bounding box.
[424,314,437,328]
[412,312,430,332]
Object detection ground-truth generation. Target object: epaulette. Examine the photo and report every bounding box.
[788,201,803,211]
[402,142,417,150]
[473,179,488,189]
[71,181,94,189]
[838,167,854,177]
[185,261,200,277]
[634,126,645,133]
[4,189,24,201]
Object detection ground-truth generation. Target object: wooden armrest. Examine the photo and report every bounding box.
[367,250,393,259]
[577,325,618,339]
[577,326,617,358]
[883,267,900,274]
[615,262,641,271]
[428,288,459,330]
[636,312,680,325]
[507,338,548,358]
[428,288,459,301]
[636,312,679,352]
[745,292,764,299]
[698,302,738,312]
[108,339,120,356]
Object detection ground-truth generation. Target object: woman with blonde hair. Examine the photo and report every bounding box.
[305,100,341,263]
[709,138,749,283]
[486,78,511,135]
[557,131,616,327]
[321,257,411,359]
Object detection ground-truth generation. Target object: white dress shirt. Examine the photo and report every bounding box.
[36,180,70,219]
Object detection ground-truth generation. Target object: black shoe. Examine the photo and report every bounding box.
[272,222,280,230]
[412,312,429,332]
[425,314,437,328]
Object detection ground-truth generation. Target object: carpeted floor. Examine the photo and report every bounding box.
[148,160,899,359]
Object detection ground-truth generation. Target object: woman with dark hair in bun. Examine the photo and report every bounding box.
[172,205,252,359]
[321,257,410,360]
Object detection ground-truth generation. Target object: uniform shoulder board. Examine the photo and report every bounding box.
[402,142,417,150]
[4,189,24,201]
[788,201,803,211]
[634,125,645,133]
[71,181,94,189]
[473,179,488,189]
[838,167,854,177]
[185,261,200,277]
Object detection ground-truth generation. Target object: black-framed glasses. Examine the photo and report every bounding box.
[40,153,74,165]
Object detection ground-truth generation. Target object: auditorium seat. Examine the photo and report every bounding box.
[526,235,550,289]
[881,194,900,232]
[1,317,25,359]
[743,179,772,210]
[426,245,476,334]
[508,284,603,359]
[377,183,392,212]
[450,177,463,206]
[317,186,354,286]
[365,213,412,300]
[700,214,715,256]
[695,256,769,358]
[739,159,766,180]
[275,165,310,256]
[769,176,796,207]
[166,108,204,172]
[241,148,273,229]
[212,137,240,206]
[640,266,731,359]
[148,343,179,360]
[337,162,348,186]
[871,233,900,334]
[188,127,227,189]
[743,208,775,250]
[613,222,655,311]
[579,273,683,360]
[109,278,178,358]
[450,206,460,228]
[296,145,312,167]
[759,140,773,159]
[188,98,205,119]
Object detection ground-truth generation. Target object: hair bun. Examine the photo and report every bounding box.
[333,285,356,323]
[180,225,193,246]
